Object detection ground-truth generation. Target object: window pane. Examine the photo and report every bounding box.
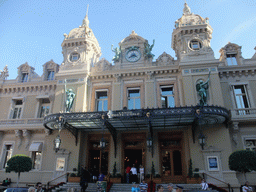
[231,57,237,65]
[128,99,134,110]
[134,98,141,109]
[13,108,18,119]
[226,58,232,65]
[103,100,108,111]
[161,96,167,108]
[161,87,173,96]
[22,73,28,82]
[97,100,103,111]
[48,71,54,81]
[128,89,140,97]
[167,96,175,107]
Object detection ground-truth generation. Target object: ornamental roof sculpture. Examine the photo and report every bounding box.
[121,30,145,44]
[175,3,208,28]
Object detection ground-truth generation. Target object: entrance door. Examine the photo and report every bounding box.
[124,149,142,169]
[89,150,109,176]
[159,133,185,183]
[162,149,182,177]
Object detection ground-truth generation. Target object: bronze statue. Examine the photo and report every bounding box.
[66,89,76,112]
[144,40,155,58]
[111,45,122,62]
[196,71,211,106]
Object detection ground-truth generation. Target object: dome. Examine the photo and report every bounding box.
[175,3,208,28]
[67,27,87,39]
[121,30,145,44]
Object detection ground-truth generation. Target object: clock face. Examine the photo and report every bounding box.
[125,49,141,62]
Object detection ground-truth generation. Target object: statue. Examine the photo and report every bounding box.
[66,89,76,112]
[111,45,122,62]
[183,3,191,15]
[144,40,155,59]
[196,71,211,106]
[0,65,9,80]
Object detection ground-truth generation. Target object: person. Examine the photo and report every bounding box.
[28,187,36,192]
[176,185,183,192]
[139,180,148,192]
[167,183,176,192]
[80,166,90,192]
[2,178,8,186]
[98,172,105,181]
[157,185,164,192]
[201,179,209,190]
[139,165,144,183]
[35,182,44,192]
[126,165,131,183]
[131,182,140,192]
[242,181,253,192]
[130,164,138,183]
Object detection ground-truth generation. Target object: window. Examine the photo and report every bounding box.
[96,91,108,111]
[128,88,140,109]
[29,142,43,170]
[2,144,13,168]
[70,52,80,62]
[39,98,50,118]
[244,139,256,152]
[226,54,237,65]
[189,40,202,50]
[21,73,29,82]
[233,85,250,109]
[11,100,23,119]
[161,86,175,108]
[47,71,55,81]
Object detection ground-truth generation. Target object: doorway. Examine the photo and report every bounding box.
[124,149,142,169]
[89,150,109,176]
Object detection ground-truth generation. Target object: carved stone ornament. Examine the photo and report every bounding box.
[156,52,174,65]
[15,130,22,149]
[146,71,154,80]
[44,129,51,136]
[114,74,121,82]
[92,58,111,72]
[0,65,9,80]
[121,30,145,44]
[22,130,31,149]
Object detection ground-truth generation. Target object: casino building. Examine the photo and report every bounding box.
[0,2,256,190]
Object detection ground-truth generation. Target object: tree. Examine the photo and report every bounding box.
[229,150,256,180]
[5,154,32,187]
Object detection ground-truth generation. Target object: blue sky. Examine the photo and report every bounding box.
[1,0,256,80]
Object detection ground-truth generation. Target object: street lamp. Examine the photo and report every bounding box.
[198,133,206,150]
[54,135,61,152]
[147,137,153,151]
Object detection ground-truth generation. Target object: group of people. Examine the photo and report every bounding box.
[126,164,144,184]
[131,180,148,192]
[28,182,44,192]
[2,178,11,186]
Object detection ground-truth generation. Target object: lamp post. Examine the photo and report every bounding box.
[147,137,153,151]
[53,115,64,153]
[198,132,206,150]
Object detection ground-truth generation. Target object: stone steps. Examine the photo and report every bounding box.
[52,182,219,192]
[109,183,218,192]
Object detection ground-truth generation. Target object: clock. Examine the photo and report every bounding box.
[125,48,141,62]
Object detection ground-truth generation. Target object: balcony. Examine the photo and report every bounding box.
[0,118,44,129]
[231,108,256,122]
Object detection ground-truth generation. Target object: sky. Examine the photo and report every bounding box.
[0,0,256,80]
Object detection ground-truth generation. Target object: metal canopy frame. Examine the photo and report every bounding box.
[43,105,230,156]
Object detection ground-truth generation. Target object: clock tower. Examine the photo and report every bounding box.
[59,12,101,75]
[171,3,215,62]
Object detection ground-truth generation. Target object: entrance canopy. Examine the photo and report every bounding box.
[43,106,229,157]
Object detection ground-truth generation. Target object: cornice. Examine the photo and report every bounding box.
[218,65,256,78]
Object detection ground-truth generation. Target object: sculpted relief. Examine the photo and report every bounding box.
[156,52,174,65]
[92,58,112,72]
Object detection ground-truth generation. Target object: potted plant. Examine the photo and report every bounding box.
[68,173,81,182]
[145,174,151,183]
[110,162,121,183]
[186,159,201,184]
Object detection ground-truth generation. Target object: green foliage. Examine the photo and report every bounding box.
[113,162,117,177]
[151,162,155,177]
[188,159,193,179]
[70,173,77,177]
[229,150,256,173]
[6,154,32,174]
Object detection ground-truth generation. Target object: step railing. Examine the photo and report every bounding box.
[46,172,69,191]
[202,172,233,192]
